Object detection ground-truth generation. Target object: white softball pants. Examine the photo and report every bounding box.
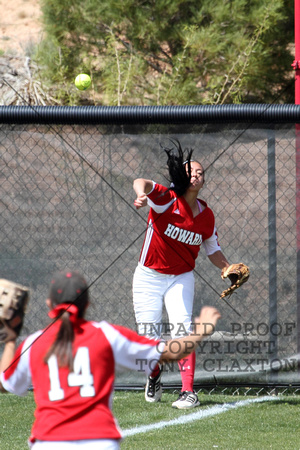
[133,263,195,339]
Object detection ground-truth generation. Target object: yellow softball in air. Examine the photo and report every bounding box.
[75,74,91,91]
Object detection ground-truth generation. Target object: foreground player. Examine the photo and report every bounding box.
[133,139,231,409]
[0,270,220,449]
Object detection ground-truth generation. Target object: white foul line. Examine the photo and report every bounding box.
[122,396,278,437]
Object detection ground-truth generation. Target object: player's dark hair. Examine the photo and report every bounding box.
[162,138,194,197]
[44,270,89,370]
[45,313,74,370]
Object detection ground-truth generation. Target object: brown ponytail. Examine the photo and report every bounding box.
[44,311,75,370]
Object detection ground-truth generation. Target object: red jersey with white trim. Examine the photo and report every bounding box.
[139,182,221,275]
[1,319,164,442]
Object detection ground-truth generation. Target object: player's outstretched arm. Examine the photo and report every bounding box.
[159,306,221,364]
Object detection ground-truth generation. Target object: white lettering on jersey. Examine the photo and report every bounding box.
[164,224,202,246]
[164,223,174,237]
[47,347,95,401]
[192,234,202,245]
[185,232,195,245]
[178,229,190,242]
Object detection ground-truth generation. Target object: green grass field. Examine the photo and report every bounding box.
[2,390,300,449]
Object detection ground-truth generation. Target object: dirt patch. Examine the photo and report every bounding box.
[0,0,43,56]
[0,2,54,105]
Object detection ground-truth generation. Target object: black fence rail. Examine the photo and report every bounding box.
[1,104,300,123]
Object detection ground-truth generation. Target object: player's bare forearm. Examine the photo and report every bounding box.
[133,178,153,209]
[0,340,15,373]
[208,250,230,270]
[133,178,153,195]
[0,340,16,393]
[159,306,221,363]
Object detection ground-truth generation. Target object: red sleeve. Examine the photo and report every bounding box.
[99,322,164,375]
[147,183,175,205]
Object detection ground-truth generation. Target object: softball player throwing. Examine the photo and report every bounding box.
[0,269,221,449]
[133,139,230,409]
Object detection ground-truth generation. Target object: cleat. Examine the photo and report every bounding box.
[172,391,200,409]
[145,367,162,402]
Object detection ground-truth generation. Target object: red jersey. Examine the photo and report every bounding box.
[1,320,164,442]
[139,182,221,275]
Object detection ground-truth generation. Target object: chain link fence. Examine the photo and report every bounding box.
[0,105,298,393]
